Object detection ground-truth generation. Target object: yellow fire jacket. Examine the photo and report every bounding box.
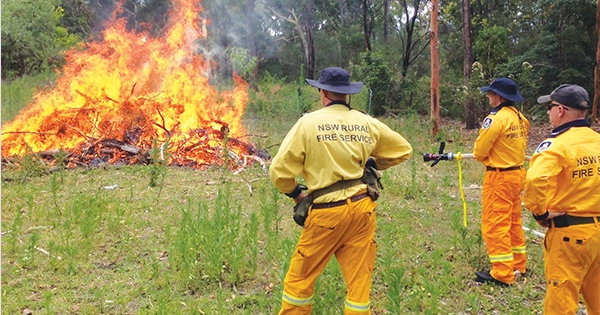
[269,104,413,203]
[473,103,530,168]
[524,120,600,217]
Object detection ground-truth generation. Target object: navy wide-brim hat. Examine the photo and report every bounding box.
[306,67,364,94]
[480,78,524,102]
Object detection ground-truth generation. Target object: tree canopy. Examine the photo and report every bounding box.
[1,0,597,120]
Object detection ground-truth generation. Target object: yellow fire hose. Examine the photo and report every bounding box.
[423,142,542,237]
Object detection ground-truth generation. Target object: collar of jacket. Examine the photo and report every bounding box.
[326,100,350,108]
[489,101,515,115]
[550,119,590,138]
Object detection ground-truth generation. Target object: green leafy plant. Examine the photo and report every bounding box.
[353,51,393,116]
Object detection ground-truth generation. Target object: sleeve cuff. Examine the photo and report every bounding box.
[533,211,549,221]
[285,185,302,198]
[366,157,377,169]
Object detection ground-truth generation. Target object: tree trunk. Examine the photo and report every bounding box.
[430,0,440,135]
[462,0,478,129]
[268,8,311,79]
[400,0,419,78]
[384,0,389,45]
[593,0,600,123]
[362,0,371,51]
[338,0,346,27]
[306,0,315,79]
[246,0,258,90]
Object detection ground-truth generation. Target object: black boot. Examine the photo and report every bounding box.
[474,270,510,287]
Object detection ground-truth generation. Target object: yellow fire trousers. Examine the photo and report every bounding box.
[543,221,600,315]
[279,195,377,315]
[481,168,527,284]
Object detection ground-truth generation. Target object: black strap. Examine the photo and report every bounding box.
[311,178,364,201]
[553,215,599,228]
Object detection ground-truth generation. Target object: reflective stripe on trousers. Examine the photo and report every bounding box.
[279,195,377,315]
[481,168,527,284]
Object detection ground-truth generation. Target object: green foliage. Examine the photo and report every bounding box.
[465,62,493,120]
[439,69,470,120]
[1,0,79,79]
[245,71,314,122]
[473,25,510,79]
[395,75,431,116]
[226,47,258,79]
[11,152,50,183]
[59,0,94,38]
[149,138,170,201]
[316,24,365,70]
[169,186,259,289]
[495,59,546,123]
[1,71,57,123]
[353,51,394,116]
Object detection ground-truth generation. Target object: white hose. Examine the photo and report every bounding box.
[522,226,545,238]
[459,152,530,161]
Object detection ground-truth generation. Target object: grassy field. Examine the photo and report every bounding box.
[1,76,590,314]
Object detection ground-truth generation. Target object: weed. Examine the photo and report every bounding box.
[149,138,170,200]
[16,151,49,182]
[1,111,554,314]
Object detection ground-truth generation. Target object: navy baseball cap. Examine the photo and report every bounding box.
[537,84,590,110]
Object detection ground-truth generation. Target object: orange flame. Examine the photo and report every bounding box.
[1,0,257,169]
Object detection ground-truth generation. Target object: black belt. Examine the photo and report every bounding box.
[486,165,522,172]
[553,215,600,228]
[312,192,371,209]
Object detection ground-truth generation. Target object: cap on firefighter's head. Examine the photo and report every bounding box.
[480,78,524,102]
[306,67,364,95]
[537,84,590,110]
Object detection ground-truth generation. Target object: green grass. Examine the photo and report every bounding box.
[2,76,589,314]
[1,71,57,124]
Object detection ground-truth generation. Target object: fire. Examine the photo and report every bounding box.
[1,0,262,169]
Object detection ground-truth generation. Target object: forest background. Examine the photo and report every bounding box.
[2,0,599,123]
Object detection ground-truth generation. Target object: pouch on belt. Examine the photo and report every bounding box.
[293,195,313,227]
[292,167,382,227]
[363,166,383,201]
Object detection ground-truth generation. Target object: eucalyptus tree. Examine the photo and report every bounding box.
[394,0,430,78]
[266,0,317,78]
[461,0,477,129]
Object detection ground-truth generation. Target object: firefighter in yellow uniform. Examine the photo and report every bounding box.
[269,67,412,314]
[524,84,600,315]
[472,78,530,286]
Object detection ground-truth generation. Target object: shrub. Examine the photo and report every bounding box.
[353,51,393,116]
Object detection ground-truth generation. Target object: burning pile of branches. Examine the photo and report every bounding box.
[1,118,269,171]
[1,0,270,171]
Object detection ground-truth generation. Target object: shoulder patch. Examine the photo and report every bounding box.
[482,117,493,129]
[535,141,553,153]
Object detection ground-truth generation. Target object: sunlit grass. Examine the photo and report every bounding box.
[1,75,574,314]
